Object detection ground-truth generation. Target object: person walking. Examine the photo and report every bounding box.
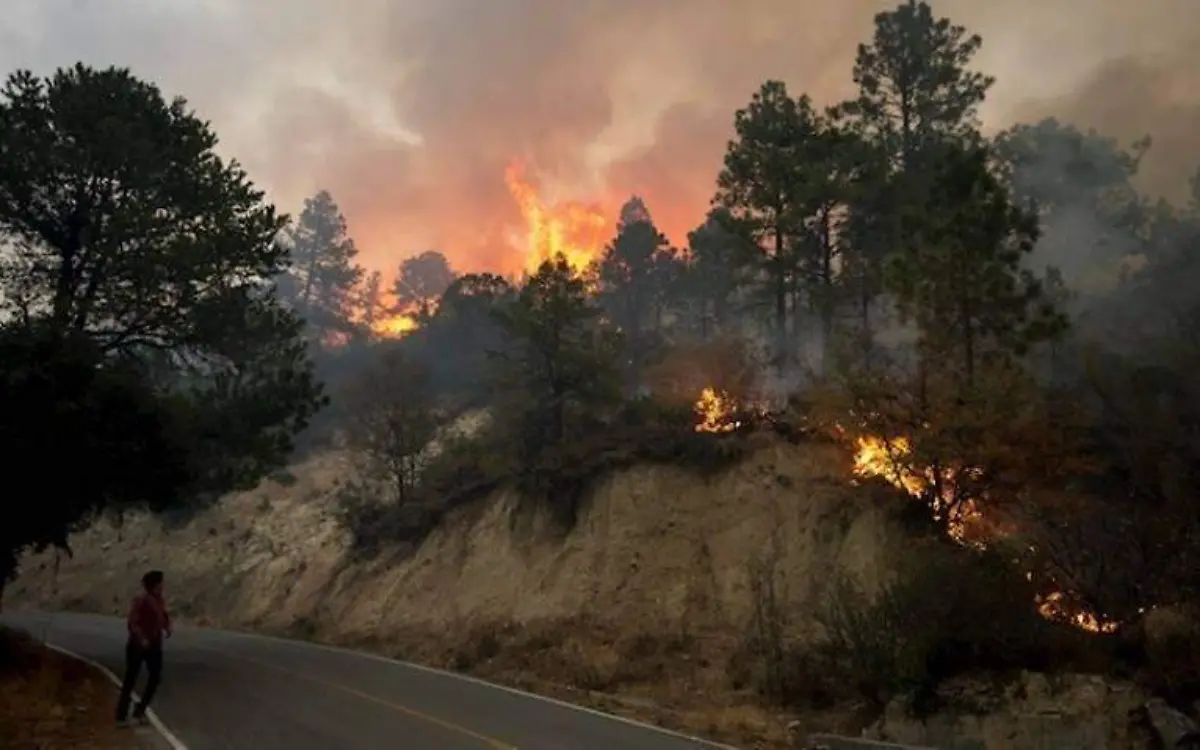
[116,569,171,727]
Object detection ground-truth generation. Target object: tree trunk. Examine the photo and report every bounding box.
[52,210,89,327]
[819,212,835,376]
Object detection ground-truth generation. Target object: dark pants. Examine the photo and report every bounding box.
[115,640,163,721]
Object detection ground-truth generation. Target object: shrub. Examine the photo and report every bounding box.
[737,527,850,710]
[812,538,1046,712]
[335,393,758,551]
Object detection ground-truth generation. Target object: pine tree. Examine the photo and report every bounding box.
[714,82,820,368]
[0,64,322,572]
[492,256,619,453]
[835,0,995,358]
[393,250,456,319]
[717,81,859,372]
[596,197,678,384]
[279,190,363,341]
[681,209,751,340]
[356,270,386,336]
[845,0,992,170]
[887,143,1067,382]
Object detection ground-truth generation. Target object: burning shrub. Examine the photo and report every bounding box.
[512,400,755,528]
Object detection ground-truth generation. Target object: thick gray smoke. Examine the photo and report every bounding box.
[1,0,1196,274]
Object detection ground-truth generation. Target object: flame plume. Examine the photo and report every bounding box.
[373,313,418,337]
[694,387,741,433]
[504,160,608,274]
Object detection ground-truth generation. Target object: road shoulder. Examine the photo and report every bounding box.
[1,625,174,750]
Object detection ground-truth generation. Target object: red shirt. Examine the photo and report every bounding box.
[127,592,171,648]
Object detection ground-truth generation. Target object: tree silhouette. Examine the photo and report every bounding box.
[279,190,364,341]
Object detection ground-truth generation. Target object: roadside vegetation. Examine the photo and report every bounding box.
[0,627,130,749]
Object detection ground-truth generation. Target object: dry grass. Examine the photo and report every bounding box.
[0,627,130,750]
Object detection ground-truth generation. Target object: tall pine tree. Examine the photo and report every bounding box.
[279,190,363,342]
[596,197,678,386]
[681,208,751,341]
[492,256,619,455]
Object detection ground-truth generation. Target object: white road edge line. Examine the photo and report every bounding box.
[43,643,189,750]
[225,627,739,749]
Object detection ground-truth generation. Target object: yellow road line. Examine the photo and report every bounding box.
[191,644,516,750]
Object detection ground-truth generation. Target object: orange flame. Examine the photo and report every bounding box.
[850,435,986,542]
[1035,591,1119,634]
[850,432,1119,634]
[361,294,435,339]
[504,160,608,274]
[694,387,741,433]
[373,313,418,337]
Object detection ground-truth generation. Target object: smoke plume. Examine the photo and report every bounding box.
[1,0,1196,274]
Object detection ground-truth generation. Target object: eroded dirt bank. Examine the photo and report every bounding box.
[9,438,1161,748]
[13,440,894,633]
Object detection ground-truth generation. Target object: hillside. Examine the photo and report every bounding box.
[12,438,888,634]
[7,437,1167,748]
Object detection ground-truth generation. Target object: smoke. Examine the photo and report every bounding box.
[1,0,1197,275]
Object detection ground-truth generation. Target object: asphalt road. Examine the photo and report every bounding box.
[2,610,732,750]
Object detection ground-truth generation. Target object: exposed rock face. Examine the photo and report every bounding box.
[1143,698,1200,749]
[865,672,1156,750]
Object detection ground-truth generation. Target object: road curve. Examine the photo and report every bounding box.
[1,610,733,750]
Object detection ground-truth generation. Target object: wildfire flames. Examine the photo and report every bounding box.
[850,435,987,544]
[685,397,1119,635]
[1035,591,1119,634]
[373,313,418,337]
[694,387,742,433]
[504,160,608,274]
[852,435,927,499]
[364,161,608,340]
[850,434,1120,634]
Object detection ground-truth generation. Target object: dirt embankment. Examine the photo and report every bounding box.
[7,437,1160,748]
[13,440,896,633]
[12,438,894,741]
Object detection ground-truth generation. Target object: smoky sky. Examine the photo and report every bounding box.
[2,0,1197,275]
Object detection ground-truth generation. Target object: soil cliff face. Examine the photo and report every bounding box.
[9,437,1165,749]
[10,439,897,640]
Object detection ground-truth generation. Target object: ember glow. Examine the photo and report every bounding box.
[850,432,1120,634]
[694,387,741,433]
[1035,591,1119,634]
[373,313,418,337]
[366,293,440,339]
[504,160,609,274]
[851,435,986,543]
[852,435,926,499]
